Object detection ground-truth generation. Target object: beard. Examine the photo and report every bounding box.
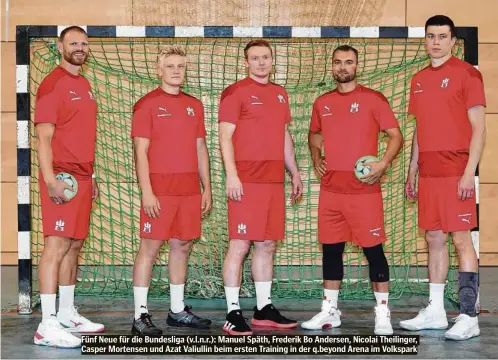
[333,72,356,84]
[63,50,88,66]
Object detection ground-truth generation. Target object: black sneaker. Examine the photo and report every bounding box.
[223,309,253,335]
[166,305,211,329]
[251,304,298,329]
[131,313,163,335]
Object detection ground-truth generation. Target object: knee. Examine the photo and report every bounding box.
[44,237,72,262]
[258,240,277,255]
[426,230,447,249]
[228,240,251,259]
[69,240,84,254]
[322,243,345,280]
[170,239,192,256]
[138,239,163,259]
[363,244,389,283]
[451,231,472,251]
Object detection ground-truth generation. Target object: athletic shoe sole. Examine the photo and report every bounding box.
[251,319,298,329]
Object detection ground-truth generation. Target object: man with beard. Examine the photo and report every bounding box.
[400,15,486,341]
[218,39,303,335]
[303,45,402,335]
[33,26,103,348]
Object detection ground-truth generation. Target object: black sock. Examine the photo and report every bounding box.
[458,272,479,317]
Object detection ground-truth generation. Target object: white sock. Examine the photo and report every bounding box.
[374,291,389,306]
[429,283,445,309]
[134,286,149,320]
[255,281,272,310]
[323,289,339,309]
[170,284,185,313]
[58,285,75,316]
[225,286,241,313]
[41,294,57,321]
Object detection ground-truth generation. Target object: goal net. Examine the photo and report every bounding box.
[28,36,464,303]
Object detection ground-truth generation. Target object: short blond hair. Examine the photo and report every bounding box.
[157,46,186,65]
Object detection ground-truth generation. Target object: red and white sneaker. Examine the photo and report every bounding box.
[34,316,81,348]
[57,306,105,333]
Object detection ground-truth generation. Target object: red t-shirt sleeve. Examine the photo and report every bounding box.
[408,77,417,116]
[309,101,322,133]
[218,88,241,125]
[197,104,207,138]
[34,80,60,124]
[464,67,486,109]
[131,99,152,139]
[374,93,399,130]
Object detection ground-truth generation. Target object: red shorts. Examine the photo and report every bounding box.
[40,176,93,240]
[140,194,201,241]
[418,176,477,232]
[318,191,386,247]
[228,183,285,241]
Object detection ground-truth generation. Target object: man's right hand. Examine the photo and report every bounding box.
[405,168,418,200]
[313,157,327,177]
[47,179,73,204]
[142,191,161,219]
[226,175,243,201]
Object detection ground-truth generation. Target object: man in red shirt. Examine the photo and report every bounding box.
[400,15,486,341]
[303,45,403,335]
[130,46,212,335]
[33,26,103,348]
[218,40,303,335]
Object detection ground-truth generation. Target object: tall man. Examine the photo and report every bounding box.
[303,45,403,335]
[34,26,104,348]
[218,40,303,335]
[131,47,213,335]
[400,15,486,341]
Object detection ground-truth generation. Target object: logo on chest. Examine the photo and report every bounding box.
[350,102,359,113]
[441,77,450,88]
[277,94,286,103]
[186,107,195,116]
[250,95,263,105]
[321,105,333,117]
[157,107,171,117]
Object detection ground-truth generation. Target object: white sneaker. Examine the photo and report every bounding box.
[399,304,448,331]
[374,304,393,335]
[444,314,480,340]
[34,316,81,348]
[57,306,105,333]
[301,301,341,330]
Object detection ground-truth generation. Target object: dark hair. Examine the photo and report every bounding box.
[244,40,273,59]
[425,15,456,38]
[332,45,358,62]
[59,26,88,42]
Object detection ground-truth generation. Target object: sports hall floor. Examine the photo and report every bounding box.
[2,266,498,359]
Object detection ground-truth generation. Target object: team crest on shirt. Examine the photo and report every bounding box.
[322,105,333,117]
[88,91,95,100]
[277,94,286,103]
[186,107,195,116]
[350,102,359,113]
[441,77,450,88]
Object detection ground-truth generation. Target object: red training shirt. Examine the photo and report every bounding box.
[408,56,486,177]
[218,77,291,183]
[310,85,399,194]
[34,66,97,178]
[131,88,206,195]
